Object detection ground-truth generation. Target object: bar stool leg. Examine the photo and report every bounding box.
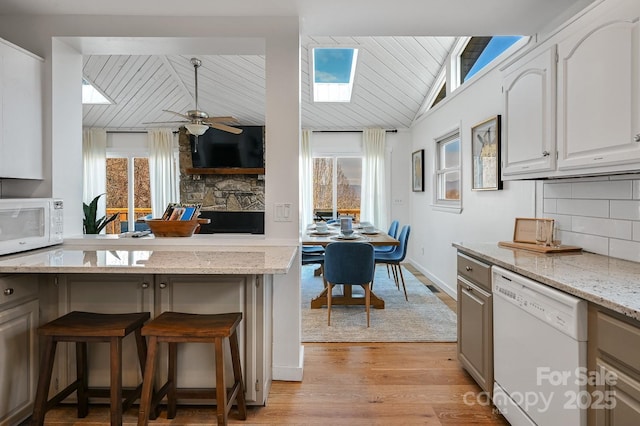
[109,337,123,425]
[76,342,89,418]
[32,337,57,426]
[214,337,228,425]
[167,342,178,419]
[229,329,247,419]
[137,336,158,426]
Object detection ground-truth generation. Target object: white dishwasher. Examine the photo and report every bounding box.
[492,266,587,426]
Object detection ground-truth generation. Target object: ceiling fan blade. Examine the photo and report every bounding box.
[208,122,243,134]
[142,120,189,125]
[203,116,239,124]
[162,109,191,120]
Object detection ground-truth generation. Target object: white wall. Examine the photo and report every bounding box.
[408,60,535,297]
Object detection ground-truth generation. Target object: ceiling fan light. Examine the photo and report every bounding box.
[185,123,209,136]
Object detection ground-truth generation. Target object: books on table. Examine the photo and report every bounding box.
[160,203,201,221]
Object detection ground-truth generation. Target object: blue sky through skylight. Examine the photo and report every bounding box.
[312,47,358,102]
[465,36,523,81]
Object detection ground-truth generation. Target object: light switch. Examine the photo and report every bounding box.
[274,203,293,222]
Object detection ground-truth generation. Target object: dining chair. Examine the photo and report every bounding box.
[374,220,399,254]
[374,225,411,301]
[302,249,327,287]
[323,242,375,327]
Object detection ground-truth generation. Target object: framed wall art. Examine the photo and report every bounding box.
[412,149,424,192]
[471,115,502,191]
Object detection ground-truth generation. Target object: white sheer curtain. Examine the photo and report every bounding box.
[82,128,107,214]
[148,129,179,218]
[300,129,314,227]
[361,128,388,228]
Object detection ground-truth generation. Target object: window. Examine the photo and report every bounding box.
[82,78,112,104]
[311,47,359,103]
[105,155,152,233]
[313,156,362,221]
[434,129,461,212]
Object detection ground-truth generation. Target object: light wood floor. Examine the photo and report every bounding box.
[32,266,509,425]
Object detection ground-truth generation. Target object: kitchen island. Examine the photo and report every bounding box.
[0,238,298,426]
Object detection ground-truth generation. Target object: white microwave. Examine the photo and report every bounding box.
[0,198,64,256]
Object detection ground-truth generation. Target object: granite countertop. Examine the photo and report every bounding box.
[453,242,640,321]
[0,240,298,275]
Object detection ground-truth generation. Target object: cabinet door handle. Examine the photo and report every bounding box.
[542,151,550,157]
[141,282,150,289]
[3,288,14,296]
[465,266,472,271]
[634,134,640,142]
[466,285,472,291]
[159,282,167,289]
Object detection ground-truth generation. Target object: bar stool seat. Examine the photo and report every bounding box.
[137,311,247,426]
[31,311,150,426]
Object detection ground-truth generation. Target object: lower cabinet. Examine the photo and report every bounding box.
[54,273,271,406]
[0,275,39,426]
[456,253,493,395]
[588,305,640,425]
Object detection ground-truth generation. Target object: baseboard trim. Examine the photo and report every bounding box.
[407,258,457,299]
[272,345,304,382]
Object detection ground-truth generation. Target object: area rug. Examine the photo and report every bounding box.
[301,265,457,342]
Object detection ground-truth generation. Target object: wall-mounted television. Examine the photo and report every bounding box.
[190,126,264,169]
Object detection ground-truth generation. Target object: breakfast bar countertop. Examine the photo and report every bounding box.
[0,237,298,275]
[453,242,640,321]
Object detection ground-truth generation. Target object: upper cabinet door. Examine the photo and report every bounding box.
[557,10,640,172]
[0,39,43,180]
[501,46,557,179]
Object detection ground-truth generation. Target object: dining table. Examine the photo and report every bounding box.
[301,224,400,309]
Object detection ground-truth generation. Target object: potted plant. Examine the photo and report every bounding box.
[83,194,119,234]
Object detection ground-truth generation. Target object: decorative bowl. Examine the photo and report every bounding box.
[145,218,210,237]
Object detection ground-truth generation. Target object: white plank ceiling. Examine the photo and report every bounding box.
[82,36,456,131]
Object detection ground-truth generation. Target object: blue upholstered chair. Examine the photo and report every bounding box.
[374,220,399,254]
[323,242,375,327]
[375,225,411,301]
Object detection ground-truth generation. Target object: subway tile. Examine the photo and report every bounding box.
[543,182,571,199]
[544,214,571,231]
[571,180,632,200]
[563,231,609,255]
[610,200,640,220]
[556,199,609,218]
[543,199,557,214]
[609,239,640,263]
[572,216,632,240]
[634,222,640,242]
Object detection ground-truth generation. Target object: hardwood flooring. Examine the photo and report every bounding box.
[32,265,509,425]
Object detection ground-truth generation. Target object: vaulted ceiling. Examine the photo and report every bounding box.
[82,36,456,131]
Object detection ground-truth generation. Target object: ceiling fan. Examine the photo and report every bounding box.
[146,57,243,138]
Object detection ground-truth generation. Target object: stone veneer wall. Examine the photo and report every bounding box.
[178,128,265,211]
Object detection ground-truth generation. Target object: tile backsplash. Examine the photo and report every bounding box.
[541,175,640,262]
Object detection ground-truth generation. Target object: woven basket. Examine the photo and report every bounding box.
[146,219,210,237]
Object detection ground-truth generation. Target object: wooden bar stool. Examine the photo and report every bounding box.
[137,311,247,426]
[31,311,150,426]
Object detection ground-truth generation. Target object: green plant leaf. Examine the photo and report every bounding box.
[83,193,115,234]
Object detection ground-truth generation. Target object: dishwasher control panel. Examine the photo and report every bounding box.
[492,266,587,341]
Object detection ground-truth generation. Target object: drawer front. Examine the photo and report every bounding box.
[0,275,38,307]
[597,310,640,373]
[457,253,491,290]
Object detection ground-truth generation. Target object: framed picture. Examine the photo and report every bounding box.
[412,149,424,192]
[471,115,502,191]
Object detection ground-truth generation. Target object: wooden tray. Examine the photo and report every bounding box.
[146,218,210,237]
[498,241,582,253]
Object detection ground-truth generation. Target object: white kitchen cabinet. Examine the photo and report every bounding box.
[0,275,39,426]
[501,46,557,179]
[55,274,155,395]
[0,38,43,179]
[156,274,272,405]
[556,3,640,173]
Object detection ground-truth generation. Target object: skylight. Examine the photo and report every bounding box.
[312,47,358,103]
[463,36,524,82]
[82,78,112,104]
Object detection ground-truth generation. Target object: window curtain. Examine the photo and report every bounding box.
[361,128,388,228]
[82,128,107,215]
[148,129,179,218]
[300,129,314,227]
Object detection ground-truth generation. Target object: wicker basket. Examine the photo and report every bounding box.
[146,219,210,237]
